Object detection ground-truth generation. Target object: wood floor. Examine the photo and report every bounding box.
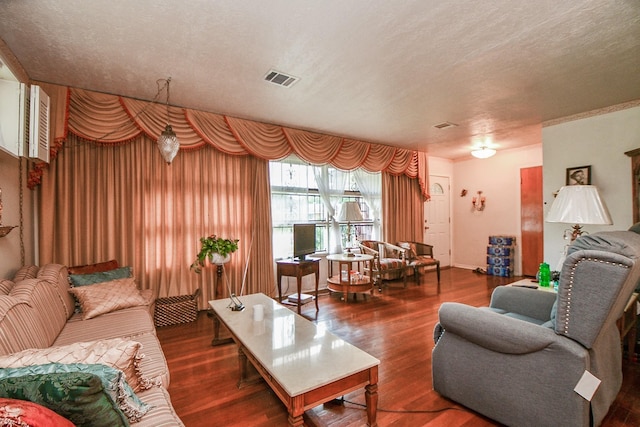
[157,267,640,427]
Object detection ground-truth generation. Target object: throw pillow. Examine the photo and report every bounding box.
[69,277,147,320]
[0,372,129,427]
[0,337,154,393]
[67,260,119,275]
[0,397,74,427]
[68,266,132,287]
[0,363,152,422]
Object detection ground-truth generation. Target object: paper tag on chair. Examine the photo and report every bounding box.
[574,370,601,401]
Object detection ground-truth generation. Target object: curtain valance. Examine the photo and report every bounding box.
[33,82,429,199]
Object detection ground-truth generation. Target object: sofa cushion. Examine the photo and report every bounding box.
[56,305,156,344]
[0,337,150,393]
[54,308,168,388]
[36,264,76,319]
[67,260,119,275]
[69,277,148,320]
[0,296,49,355]
[12,265,39,282]
[135,387,185,427]
[69,267,133,287]
[0,280,14,295]
[0,397,75,427]
[10,279,69,346]
[0,363,152,422]
[0,372,128,427]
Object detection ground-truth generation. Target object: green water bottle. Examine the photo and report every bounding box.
[538,262,550,287]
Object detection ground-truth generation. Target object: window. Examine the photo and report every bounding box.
[270,156,381,259]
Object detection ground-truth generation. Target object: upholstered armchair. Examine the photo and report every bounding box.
[432,231,640,427]
[358,240,409,290]
[397,241,440,292]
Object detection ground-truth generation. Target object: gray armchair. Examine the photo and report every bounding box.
[432,231,640,427]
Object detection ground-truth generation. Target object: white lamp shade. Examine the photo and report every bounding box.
[339,201,364,221]
[546,185,612,225]
[471,147,496,159]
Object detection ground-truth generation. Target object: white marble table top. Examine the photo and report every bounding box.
[326,253,373,262]
[209,293,379,396]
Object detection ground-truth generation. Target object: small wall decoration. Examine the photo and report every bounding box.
[566,165,591,185]
[472,191,485,211]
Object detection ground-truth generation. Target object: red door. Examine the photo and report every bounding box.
[521,166,543,277]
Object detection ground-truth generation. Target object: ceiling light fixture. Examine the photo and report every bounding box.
[471,146,496,159]
[157,77,179,164]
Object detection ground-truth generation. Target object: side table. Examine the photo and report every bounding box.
[276,258,320,315]
[326,253,374,302]
[617,292,638,362]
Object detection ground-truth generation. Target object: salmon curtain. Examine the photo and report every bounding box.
[381,172,425,244]
[39,134,273,308]
[35,82,429,305]
[31,83,430,197]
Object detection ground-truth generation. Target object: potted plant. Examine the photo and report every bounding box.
[190,234,239,273]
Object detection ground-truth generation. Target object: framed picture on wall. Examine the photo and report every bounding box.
[566,165,591,185]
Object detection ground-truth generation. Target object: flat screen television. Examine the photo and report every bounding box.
[293,223,316,260]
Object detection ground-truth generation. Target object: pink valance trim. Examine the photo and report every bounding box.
[31,83,430,198]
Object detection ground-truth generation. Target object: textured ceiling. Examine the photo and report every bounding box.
[0,0,639,159]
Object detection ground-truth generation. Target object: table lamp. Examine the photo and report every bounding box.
[339,201,363,256]
[546,185,613,241]
[546,185,613,272]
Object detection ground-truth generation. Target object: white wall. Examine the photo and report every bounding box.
[543,105,640,270]
[0,150,35,278]
[452,144,543,275]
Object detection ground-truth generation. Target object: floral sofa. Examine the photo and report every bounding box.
[0,263,184,427]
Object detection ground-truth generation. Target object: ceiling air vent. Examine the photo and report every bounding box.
[264,70,299,88]
[433,121,458,130]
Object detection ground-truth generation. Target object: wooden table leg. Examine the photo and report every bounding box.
[209,310,233,346]
[288,396,305,427]
[237,346,262,388]
[365,366,379,427]
[210,264,233,346]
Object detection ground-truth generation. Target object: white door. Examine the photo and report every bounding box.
[424,175,451,267]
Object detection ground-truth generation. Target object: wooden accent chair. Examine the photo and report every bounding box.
[397,241,441,293]
[358,240,410,290]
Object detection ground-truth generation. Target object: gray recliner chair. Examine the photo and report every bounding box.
[432,231,640,427]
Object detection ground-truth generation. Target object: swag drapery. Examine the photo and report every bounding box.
[36,82,429,306]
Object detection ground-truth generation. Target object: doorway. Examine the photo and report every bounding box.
[424,175,451,267]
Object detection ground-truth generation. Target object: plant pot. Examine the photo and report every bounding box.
[210,253,231,265]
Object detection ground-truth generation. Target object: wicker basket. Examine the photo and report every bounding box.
[154,288,200,327]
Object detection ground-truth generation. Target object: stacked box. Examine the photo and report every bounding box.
[487,235,515,277]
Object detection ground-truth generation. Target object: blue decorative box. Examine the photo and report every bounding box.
[487,246,512,256]
[489,236,516,246]
[487,256,513,266]
[488,266,513,277]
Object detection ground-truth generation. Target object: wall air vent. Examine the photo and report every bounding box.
[264,69,299,88]
[433,121,458,130]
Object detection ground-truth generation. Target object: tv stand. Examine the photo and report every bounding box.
[276,258,320,316]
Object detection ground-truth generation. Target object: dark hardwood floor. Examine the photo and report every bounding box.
[157,268,640,426]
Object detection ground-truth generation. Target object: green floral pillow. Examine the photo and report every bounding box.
[0,363,151,422]
[0,371,129,427]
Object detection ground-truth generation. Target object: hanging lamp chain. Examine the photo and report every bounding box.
[165,77,171,125]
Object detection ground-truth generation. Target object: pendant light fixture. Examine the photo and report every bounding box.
[157,78,179,164]
[471,146,496,159]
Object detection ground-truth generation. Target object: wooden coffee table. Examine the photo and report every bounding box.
[209,293,380,426]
